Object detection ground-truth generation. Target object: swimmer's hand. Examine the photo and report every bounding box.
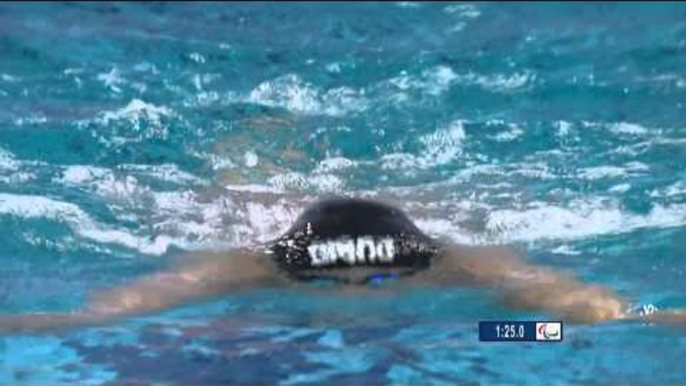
[500,281,626,324]
[637,309,686,325]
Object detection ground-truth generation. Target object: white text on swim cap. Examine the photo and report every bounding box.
[308,237,396,267]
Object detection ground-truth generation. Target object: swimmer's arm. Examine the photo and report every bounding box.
[425,245,628,324]
[85,249,280,316]
[0,249,281,333]
[428,246,686,325]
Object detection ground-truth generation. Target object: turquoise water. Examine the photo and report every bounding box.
[1,2,686,384]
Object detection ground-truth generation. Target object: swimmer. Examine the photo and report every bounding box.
[1,197,685,333]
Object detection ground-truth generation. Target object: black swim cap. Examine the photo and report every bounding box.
[270,198,439,283]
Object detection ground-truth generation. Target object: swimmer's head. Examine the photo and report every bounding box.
[270,197,438,283]
[288,198,431,240]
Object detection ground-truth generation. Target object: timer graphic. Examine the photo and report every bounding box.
[479,321,563,342]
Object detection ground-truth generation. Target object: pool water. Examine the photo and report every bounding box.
[1,2,686,385]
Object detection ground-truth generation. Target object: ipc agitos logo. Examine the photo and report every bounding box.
[535,322,563,341]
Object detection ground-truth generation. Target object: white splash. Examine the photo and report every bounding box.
[444,4,481,18]
[578,166,629,180]
[133,62,159,74]
[609,183,632,194]
[384,66,458,97]
[149,190,232,245]
[556,120,574,138]
[484,198,686,243]
[13,115,48,126]
[0,194,88,223]
[608,122,649,135]
[382,120,466,170]
[421,120,466,164]
[443,4,481,34]
[97,67,125,94]
[423,66,458,95]
[314,157,356,173]
[0,148,36,184]
[268,172,308,190]
[59,165,111,185]
[120,164,209,186]
[0,172,34,184]
[551,245,582,256]
[241,202,300,243]
[56,165,147,201]
[244,151,259,168]
[268,172,344,193]
[0,189,300,255]
[414,218,462,239]
[461,71,533,92]
[245,74,367,117]
[1,73,19,82]
[78,228,176,256]
[490,123,525,142]
[513,162,557,180]
[451,163,507,180]
[0,147,18,171]
[0,193,182,255]
[396,1,421,8]
[188,52,206,64]
[310,174,345,192]
[224,184,282,193]
[578,162,649,180]
[98,99,175,128]
[325,62,342,74]
[385,66,532,97]
[201,153,237,171]
[650,181,686,198]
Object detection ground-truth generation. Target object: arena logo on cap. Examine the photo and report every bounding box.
[308,237,396,266]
